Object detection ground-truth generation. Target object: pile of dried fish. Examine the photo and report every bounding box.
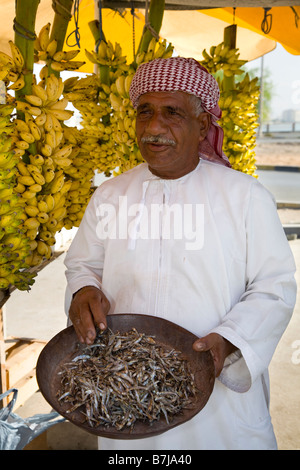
[57,327,198,430]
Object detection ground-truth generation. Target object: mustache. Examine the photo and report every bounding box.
[141,135,176,147]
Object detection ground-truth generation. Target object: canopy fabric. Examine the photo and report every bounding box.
[160,10,276,61]
[63,1,276,73]
[0,0,298,76]
[201,6,300,56]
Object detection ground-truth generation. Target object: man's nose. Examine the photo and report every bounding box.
[145,112,167,134]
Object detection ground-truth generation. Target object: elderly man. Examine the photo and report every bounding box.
[64,57,297,450]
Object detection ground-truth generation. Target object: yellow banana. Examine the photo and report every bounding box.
[31,83,48,102]
[50,115,62,132]
[8,41,24,70]
[15,140,29,150]
[46,75,64,102]
[35,113,47,127]
[14,181,25,193]
[49,170,64,193]
[29,154,44,166]
[41,143,53,157]
[64,49,80,60]
[97,40,108,59]
[24,217,40,230]
[37,200,48,213]
[52,51,65,62]
[21,189,38,199]
[37,212,49,224]
[0,51,14,67]
[53,157,72,168]
[28,170,45,186]
[17,161,30,176]
[17,175,36,186]
[46,39,58,57]
[25,205,39,217]
[48,109,73,121]
[38,23,51,51]
[25,94,43,107]
[115,75,125,96]
[43,167,55,183]
[28,120,41,140]
[14,119,30,133]
[8,75,25,91]
[44,113,53,132]
[49,206,66,221]
[45,130,56,149]
[20,132,35,144]
[52,144,72,159]
[45,194,55,211]
[46,75,59,101]
[48,97,68,110]
[50,61,67,72]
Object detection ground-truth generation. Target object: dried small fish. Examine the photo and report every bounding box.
[56,327,198,430]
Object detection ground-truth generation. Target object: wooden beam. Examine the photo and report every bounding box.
[102,0,300,10]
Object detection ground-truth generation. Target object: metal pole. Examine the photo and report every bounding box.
[258,55,264,137]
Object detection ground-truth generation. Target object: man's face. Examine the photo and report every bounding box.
[136,91,210,179]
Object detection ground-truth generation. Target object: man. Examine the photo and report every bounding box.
[64,57,297,450]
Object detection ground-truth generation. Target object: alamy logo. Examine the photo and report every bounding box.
[96,196,204,250]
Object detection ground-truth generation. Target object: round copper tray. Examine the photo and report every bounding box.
[36,314,215,439]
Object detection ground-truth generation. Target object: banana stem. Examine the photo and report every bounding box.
[48,0,74,76]
[14,0,40,155]
[88,20,109,85]
[137,0,165,54]
[14,0,40,99]
[223,25,236,92]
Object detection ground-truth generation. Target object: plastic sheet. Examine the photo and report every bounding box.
[0,388,65,450]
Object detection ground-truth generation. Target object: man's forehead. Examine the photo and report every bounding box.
[137,90,191,107]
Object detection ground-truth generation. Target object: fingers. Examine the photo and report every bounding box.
[192,333,231,377]
[69,286,110,344]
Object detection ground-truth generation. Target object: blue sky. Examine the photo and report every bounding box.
[245,43,300,120]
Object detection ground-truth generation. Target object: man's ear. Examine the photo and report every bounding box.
[198,113,211,140]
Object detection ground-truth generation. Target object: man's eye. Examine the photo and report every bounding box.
[167,108,180,116]
[137,109,151,117]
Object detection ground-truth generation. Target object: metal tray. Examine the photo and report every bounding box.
[36,314,215,439]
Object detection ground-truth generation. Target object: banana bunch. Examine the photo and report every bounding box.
[85,40,128,69]
[16,74,73,124]
[200,41,259,176]
[58,127,94,229]
[201,42,247,77]
[135,37,174,66]
[35,23,85,76]
[219,73,260,175]
[0,41,25,91]
[109,72,144,175]
[0,104,36,291]
[63,73,119,176]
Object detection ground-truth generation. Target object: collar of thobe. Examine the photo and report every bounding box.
[127,160,202,250]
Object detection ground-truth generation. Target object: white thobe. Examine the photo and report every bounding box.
[64,160,297,450]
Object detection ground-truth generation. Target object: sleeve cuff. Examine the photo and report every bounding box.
[211,325,266,393]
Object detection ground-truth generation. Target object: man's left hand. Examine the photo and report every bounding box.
[193,333,237,377]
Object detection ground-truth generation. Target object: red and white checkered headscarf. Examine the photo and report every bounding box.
[130,57,230,167]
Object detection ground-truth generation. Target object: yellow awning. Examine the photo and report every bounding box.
[201,7,300,56]
[0,0,299,76]
[64,1,277,73]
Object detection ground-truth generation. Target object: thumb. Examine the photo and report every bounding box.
[192,334,212,352]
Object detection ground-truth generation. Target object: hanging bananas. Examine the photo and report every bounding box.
[200,41,259,176]
[76,37,174,177]
[0,41,25,91]
[0,25,176,291]
[0,103,35,291]
[34,23,85,75]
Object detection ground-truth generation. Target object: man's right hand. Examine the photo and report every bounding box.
[68,286,110,344]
